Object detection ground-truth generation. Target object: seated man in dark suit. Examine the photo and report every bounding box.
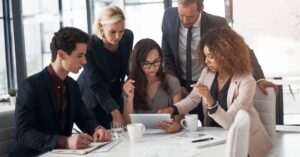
[9,27,111,157]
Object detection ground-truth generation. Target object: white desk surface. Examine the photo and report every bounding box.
[40,127,227,157]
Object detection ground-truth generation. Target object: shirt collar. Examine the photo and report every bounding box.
[193,12,202,28]
[47,64,66,87]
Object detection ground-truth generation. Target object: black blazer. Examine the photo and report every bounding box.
[9,68,98,157]
[161,7,265,81]
[77,29,134,113]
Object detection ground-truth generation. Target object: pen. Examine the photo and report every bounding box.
[191,137,214,143]
[73,128,82,134]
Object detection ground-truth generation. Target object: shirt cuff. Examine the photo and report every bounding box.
[171,105,179,116]
[55,136,68,149]
[256,79,265,83]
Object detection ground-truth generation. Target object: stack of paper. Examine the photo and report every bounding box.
[51,141,113,155]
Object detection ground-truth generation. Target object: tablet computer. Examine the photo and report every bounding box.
[129,113,171,129]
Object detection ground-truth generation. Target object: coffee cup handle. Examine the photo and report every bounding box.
[140,124,146,133]
[181,119,187,129]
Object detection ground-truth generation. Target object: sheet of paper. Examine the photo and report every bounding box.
[51,141,110,155]
[92,139,122,152]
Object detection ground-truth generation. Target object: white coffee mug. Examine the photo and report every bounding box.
[181,114,198,132]
[127,123,145,143]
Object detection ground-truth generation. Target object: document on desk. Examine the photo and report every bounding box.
[93,139,122,152]
[51,141,110,155]
[173,132,226,148]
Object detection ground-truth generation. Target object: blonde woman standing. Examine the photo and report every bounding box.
[78,5,134,129]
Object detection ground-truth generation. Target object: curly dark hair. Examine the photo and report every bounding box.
[50,27,89,62]
[198,27,252,76]
[129,38,170,111]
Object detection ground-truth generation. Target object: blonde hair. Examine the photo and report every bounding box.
[93,5,125,38]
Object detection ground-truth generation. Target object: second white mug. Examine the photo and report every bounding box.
[127,123,145,143]
[181,114,198,132]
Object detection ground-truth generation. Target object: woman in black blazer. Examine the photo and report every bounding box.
[77,5,134,129]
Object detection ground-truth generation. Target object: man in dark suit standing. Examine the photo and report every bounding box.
[9,27,111,157]
[161,0,278,123]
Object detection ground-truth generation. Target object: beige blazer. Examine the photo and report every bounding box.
[175,67,273,157]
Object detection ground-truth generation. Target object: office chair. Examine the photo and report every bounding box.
[225,110,250,157]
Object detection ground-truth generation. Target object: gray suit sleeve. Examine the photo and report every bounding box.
[249,48,265,80]
[161,9,177,74]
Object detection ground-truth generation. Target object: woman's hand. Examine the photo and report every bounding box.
[111,109,124,125]
[157,107,174,114]
[157,120,182,133]
[123,79,135,100]
[191,83,214,107]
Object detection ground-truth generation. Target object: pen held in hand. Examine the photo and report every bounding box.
[191,137,214,143]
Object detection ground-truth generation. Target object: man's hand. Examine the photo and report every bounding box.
[93,128,111,142]
[66,133,93,149]
[157,107,174,114]
[257,80,279,96]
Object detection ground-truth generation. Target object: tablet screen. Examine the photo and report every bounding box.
[129,114,171,129]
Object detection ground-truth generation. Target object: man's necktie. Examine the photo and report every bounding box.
[186,27,193,86]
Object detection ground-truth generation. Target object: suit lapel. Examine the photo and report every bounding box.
[227,74,240,107]
[66,78,75,131]
[202,69,216,126]
[41,68,60,124]
[200,12,209,37]
[174,11,180,72]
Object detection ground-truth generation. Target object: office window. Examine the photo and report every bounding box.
[90,0,109,27]
[1,0,8,95]
[172,0,225,17]
[0,24,7,95]
[22,0,59,76]
[125,0,164,45]
[233,0,300,125]
[62,0,87,31]
[0,20,8,96]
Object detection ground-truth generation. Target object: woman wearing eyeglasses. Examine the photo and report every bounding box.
[77,5,133,129]
[122,38,183,133]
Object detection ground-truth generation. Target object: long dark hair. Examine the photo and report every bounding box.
[129,38,169,111]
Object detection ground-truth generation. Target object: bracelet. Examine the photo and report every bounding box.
[95,125,104,131]
[207,101,218,109]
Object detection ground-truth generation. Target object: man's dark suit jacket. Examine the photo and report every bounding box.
[9,68,99,157]
[161,7,265,82]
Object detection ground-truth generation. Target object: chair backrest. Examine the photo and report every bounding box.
[253,87,276,145]
[225,110,250,157]
[0,110,15,156]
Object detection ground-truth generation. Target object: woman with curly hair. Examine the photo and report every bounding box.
[159,27,273,157]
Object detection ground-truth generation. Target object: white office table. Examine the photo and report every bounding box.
[40,127,227,157]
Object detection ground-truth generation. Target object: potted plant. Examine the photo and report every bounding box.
[8,88,17,106]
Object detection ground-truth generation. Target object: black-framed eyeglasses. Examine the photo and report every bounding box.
[141,59,162,69]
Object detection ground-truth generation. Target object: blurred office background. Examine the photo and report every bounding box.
[0,0,300,126]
